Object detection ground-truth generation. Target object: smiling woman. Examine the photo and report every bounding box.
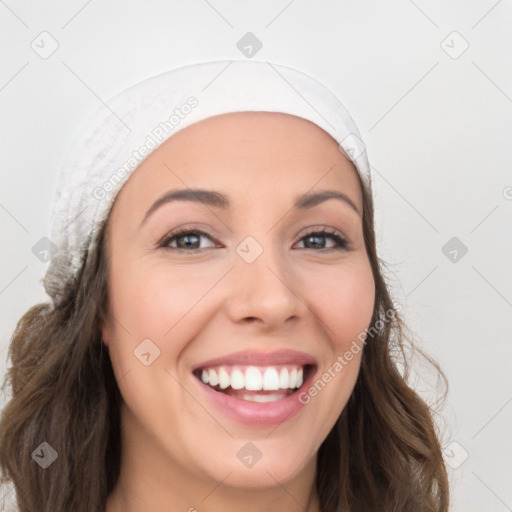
[0,60,449,512]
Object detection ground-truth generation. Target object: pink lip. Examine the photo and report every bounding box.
[191,349,317,371]
[190,350,318,427]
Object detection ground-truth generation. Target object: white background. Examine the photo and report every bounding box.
[1,1,511,511]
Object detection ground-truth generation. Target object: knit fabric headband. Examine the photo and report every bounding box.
[42,59,371,307]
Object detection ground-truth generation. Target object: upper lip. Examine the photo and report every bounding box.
[191,349,317,371]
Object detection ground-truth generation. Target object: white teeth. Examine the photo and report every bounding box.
[230,369,245,390]
[218,367,230,389]
[296,367,304,388]
[198,364,307,392]
[262,367,280,390]
[208,368,219,387]
[289,368,297,389]
[240,391,290,403]
[245,366,263,391]
[279,367,289,389]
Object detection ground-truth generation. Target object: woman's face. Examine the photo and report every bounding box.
[101,112,375,491]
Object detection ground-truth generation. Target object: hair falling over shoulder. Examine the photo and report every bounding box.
[0,221,122,512]
[0,183,450,512]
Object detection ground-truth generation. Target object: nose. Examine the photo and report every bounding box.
[225,244,305,330]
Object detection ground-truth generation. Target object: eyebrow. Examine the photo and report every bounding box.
[141,187,360,226]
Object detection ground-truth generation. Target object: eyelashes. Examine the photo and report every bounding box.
[158,228,220,253]
[157,227,351,254]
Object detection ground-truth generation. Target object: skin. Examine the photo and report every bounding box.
[102,112,375,512]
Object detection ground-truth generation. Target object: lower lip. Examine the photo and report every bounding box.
[192,368,317,427]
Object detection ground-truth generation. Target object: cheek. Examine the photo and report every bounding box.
[292,260,374,448]
[304,260,375,348]
[107,260,223,358]
[104,263,216,441]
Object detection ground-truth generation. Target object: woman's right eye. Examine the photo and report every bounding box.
[158,229,219,253]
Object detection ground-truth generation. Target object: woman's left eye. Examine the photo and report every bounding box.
[158,228,350,253]
[295,230,349,250]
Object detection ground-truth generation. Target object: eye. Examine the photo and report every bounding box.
[158,228,220,253]
[158,227,350,253]
[294,229,350,251]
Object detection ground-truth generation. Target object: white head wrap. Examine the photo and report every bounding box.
[43,59,371,306]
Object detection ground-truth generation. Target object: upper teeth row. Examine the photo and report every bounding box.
[200,365,304,391]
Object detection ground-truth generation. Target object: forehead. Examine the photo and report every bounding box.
[110,111,363,218]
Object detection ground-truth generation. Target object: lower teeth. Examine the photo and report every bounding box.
[239,391,291,403]
[219,387,294,402]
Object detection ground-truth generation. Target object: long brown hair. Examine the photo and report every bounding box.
[0,176,449,511]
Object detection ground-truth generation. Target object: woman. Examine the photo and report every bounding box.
[0,59,449,511]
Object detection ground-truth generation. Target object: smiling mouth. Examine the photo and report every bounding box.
[193,364,315,403]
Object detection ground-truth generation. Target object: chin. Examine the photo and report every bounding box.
[196,437,316,489]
